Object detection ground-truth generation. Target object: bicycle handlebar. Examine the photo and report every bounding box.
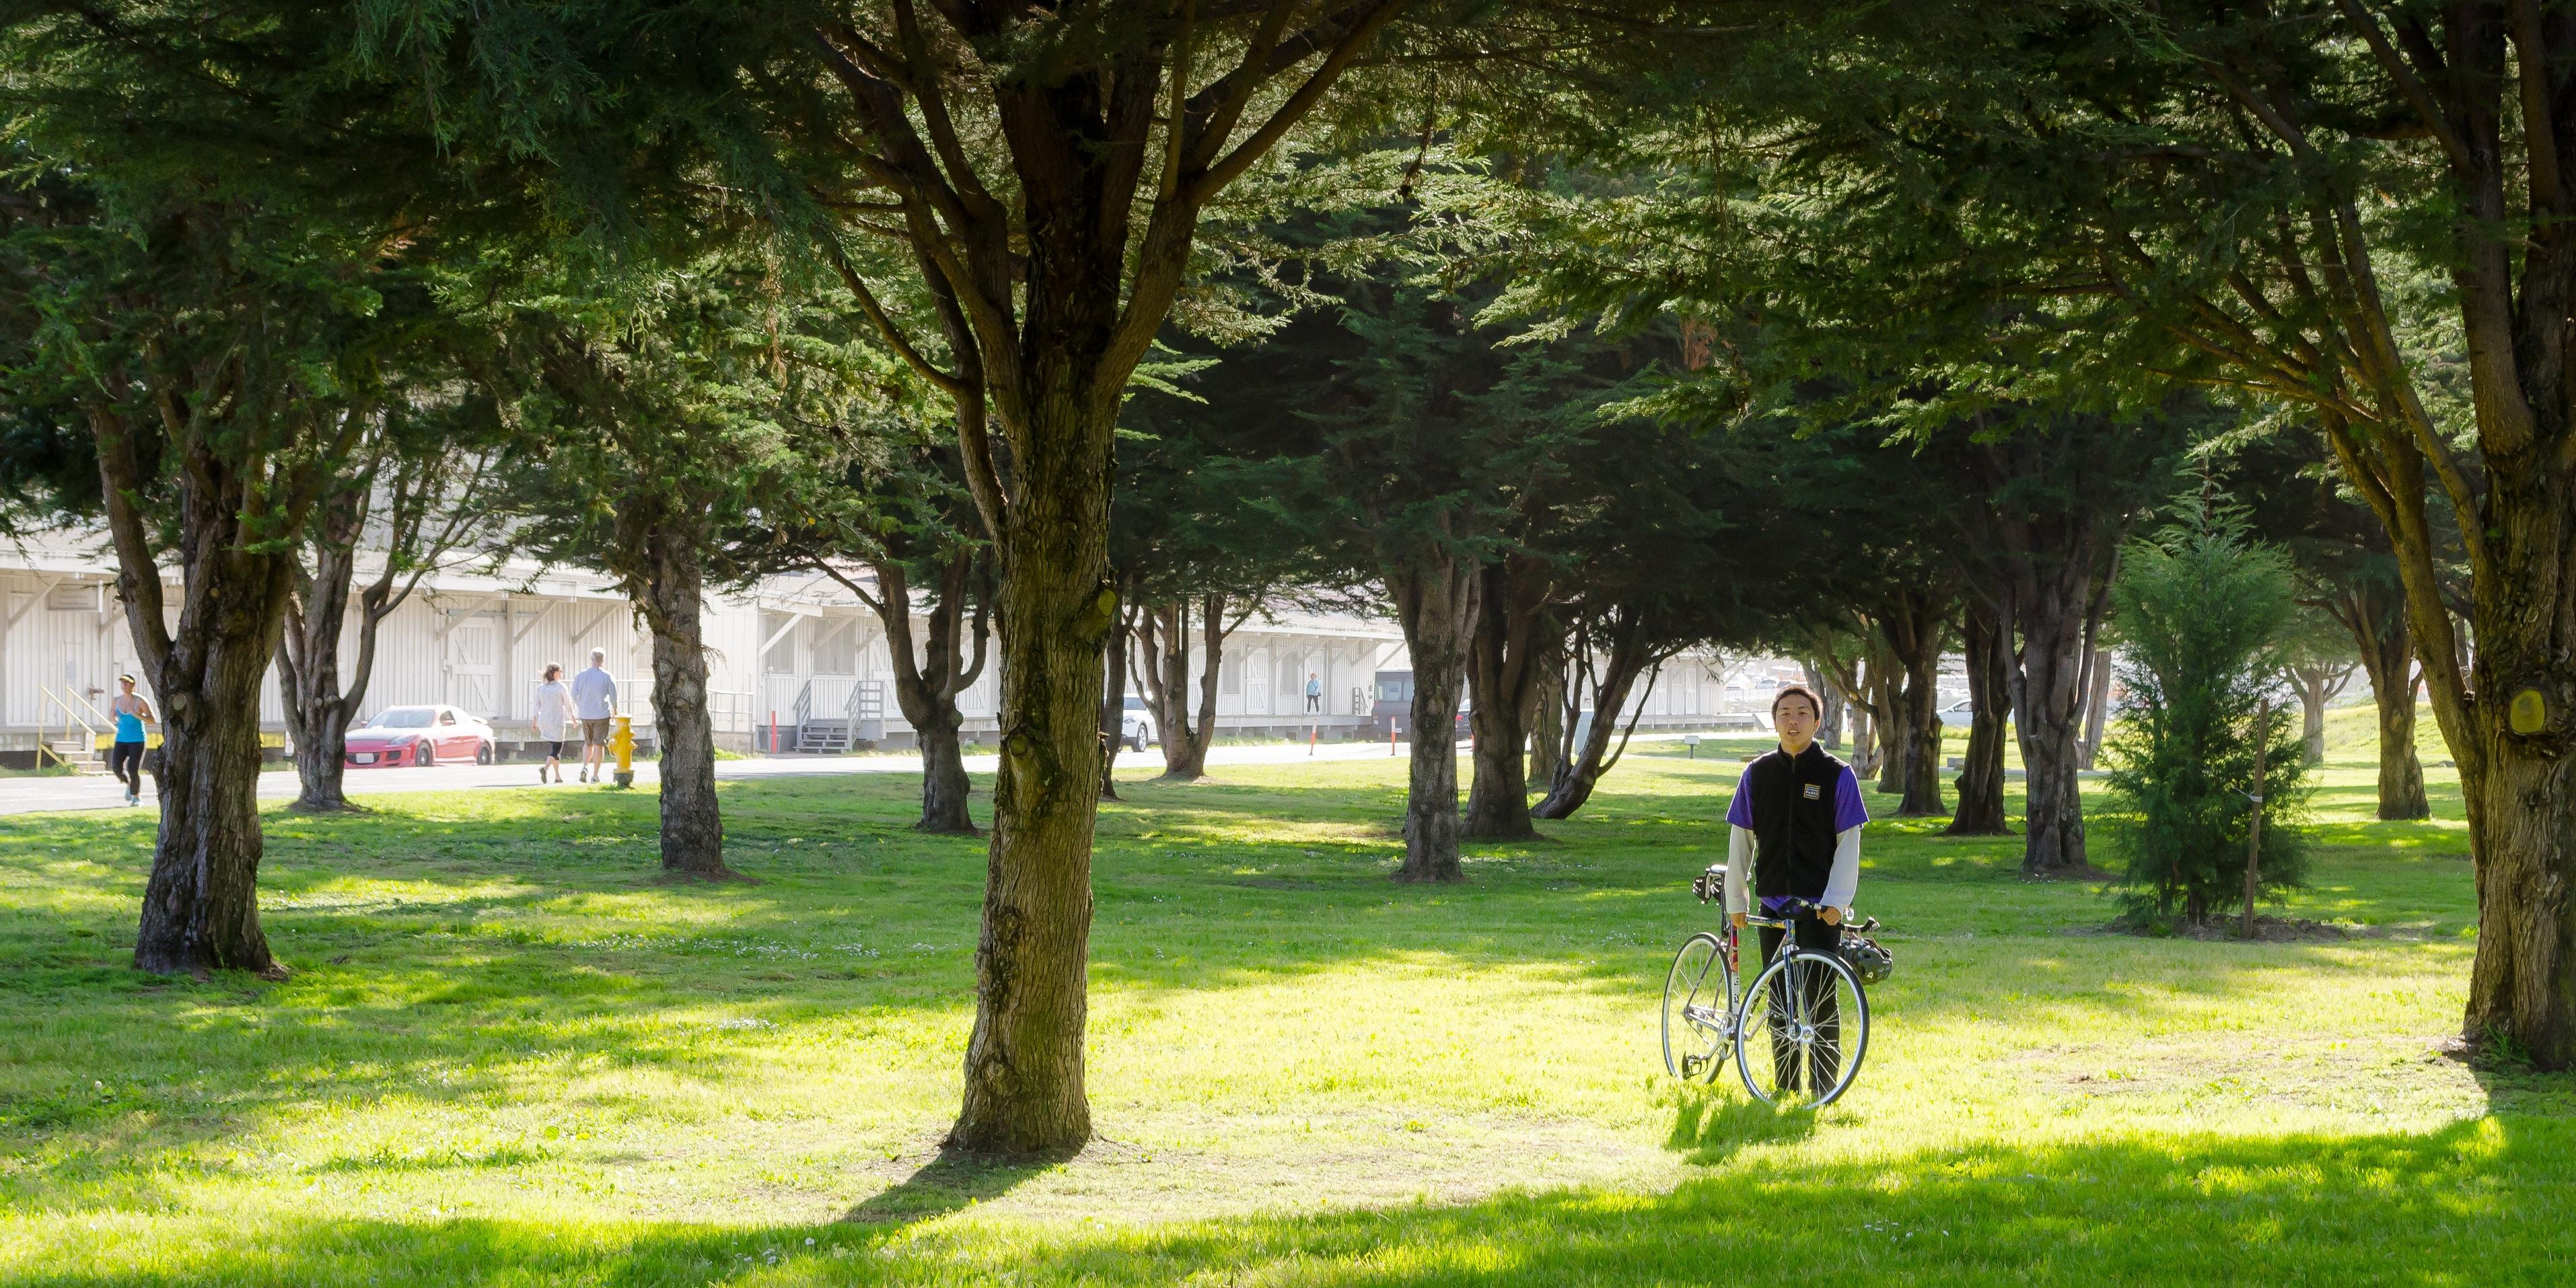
[1738,912,1880,933]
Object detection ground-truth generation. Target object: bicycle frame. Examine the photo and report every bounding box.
[1669,906,1869,1094]
[1676,913,1801,1030]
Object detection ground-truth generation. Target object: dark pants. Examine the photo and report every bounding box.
[109,740,145,795]
[1758,915,1843,1092]
[1305,693,1320,712]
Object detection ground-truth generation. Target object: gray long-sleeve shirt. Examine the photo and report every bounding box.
[570,667,618,720]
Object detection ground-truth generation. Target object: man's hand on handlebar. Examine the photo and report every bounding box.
[1730,904,1853,929]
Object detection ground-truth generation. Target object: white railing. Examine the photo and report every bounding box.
[621,677,756,736]
[709,688,754,734]
[845,678,883,725]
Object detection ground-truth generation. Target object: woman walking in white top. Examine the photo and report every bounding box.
[531,664,578,783]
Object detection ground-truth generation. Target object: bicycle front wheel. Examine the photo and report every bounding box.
[1661,932,1735,1082]
[1735,950,1869,1108]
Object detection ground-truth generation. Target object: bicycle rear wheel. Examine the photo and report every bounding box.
[1735,950,1869,1107]
[1661,932,1735,1082]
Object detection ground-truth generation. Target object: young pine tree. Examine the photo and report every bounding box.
[2104,503,2312,929]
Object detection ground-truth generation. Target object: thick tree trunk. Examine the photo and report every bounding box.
[1881,594,1948,816]
[2374,672,2428,820]
[95,404,298,979]
[2461,717,2576,1068]
[2079,646,2114,770]
[277,454,458,813]
[1802,661,1845,750]
[1528,638,1566,791]
[2452,478,2576,1070]
[1532,624,1659,819]
[1871,650,1907,796]
[1947,597,2013,835]
[2294,672,2333,764]
[795,0,1412,1148]
[1824,658,1879,775]
[278,528,360,812]
[133,582,289,977]
[1849,696,1878,778]
[2339,585,2429,821]
[949,381,1112,1154]
[1388,551,1478,882]
[1463,557,1549,840]
[2012,579,2092,875]
[638,534,729,879]
[277,553,402,814]
[855,552,989,836]
[1137,596,1226,781]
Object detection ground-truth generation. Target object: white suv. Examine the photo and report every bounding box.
[1120,696,1157,750]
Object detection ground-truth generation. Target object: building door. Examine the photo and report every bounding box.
[447,616,498,715]
[1246,647,1272,715]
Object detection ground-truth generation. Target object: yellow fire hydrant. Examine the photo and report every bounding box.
[612,715,635,789]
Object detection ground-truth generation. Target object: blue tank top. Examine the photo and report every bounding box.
[115,705,143,742]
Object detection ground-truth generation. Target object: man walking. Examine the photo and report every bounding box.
[571,647,619,784]
[1721,684,1867,1092]
[108,672,155,806]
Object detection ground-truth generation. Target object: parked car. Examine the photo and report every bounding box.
[345,705,497,768]
[1120,696,1157,751]
[1938,699,1975,729]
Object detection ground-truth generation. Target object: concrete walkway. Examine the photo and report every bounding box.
[0,738,1433,818]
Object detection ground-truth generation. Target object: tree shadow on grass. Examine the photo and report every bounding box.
[13,1115,2575,1286]
[841,1145,1065,1226]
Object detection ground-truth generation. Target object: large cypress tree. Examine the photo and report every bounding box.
[0,2,505,976]
[477,254,882,880]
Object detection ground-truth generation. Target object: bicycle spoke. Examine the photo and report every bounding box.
[1736,948,1869,1108]
[1661,933,1733,1082]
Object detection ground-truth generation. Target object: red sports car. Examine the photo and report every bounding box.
[343,705,497,768]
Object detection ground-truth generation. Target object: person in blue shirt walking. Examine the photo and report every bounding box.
[108,673,155,806]
[1721,684,1868,1090]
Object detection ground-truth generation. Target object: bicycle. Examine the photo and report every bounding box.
[1661,873,1875,1108]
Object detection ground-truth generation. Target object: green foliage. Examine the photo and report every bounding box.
[0,1,517,542]
[470,250,895,601]
[2103,502,2312,926]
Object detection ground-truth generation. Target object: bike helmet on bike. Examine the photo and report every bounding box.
[1838,932,1893,985]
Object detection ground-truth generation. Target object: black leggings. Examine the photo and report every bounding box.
[1758,915,1843,1092]
[109,741,145,794]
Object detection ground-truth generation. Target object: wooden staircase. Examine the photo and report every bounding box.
[42,742,109,775]
[792,679,886,753]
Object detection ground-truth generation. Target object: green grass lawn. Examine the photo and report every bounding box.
[2,705,2568,1285]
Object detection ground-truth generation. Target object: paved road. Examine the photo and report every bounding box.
[0,738,1434,818]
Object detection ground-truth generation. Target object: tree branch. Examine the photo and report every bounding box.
[2330,0,2477,172]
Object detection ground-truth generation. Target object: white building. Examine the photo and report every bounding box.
[1,528,1747,764]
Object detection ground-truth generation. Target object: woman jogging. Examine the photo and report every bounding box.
[108,673,155,806]
[1721,684,1868,1091]
[531,663,578,784]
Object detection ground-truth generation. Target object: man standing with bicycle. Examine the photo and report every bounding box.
[1723,684,1867,1091]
